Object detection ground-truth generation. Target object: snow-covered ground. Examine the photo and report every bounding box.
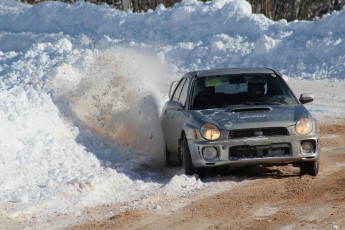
[0,0,344,228]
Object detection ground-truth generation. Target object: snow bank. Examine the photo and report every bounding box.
[1,0,344,78]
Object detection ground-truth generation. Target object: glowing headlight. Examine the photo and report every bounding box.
[200,123,221,140]
[295,118,313,135]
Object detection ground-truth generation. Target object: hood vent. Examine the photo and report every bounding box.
[230,107,271,113]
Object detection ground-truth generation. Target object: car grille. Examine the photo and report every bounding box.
[229,127,289,139]
[229,144,291,159]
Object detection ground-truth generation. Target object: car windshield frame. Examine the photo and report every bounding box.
[189,73,299,110]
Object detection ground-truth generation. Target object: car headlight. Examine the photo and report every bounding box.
[200,123,221,140]
[295,118,313,135]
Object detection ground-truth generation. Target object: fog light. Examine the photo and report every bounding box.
[202,147,218,161]
[301,141,314,154]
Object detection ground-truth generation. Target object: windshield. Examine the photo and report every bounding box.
[190,73,298,110]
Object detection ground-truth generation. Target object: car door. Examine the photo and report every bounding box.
[161,78,189,154]
[170,77,191,152]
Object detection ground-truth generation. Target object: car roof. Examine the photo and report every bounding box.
[185,68,277,78]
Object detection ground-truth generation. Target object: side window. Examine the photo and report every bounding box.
[172,78,186,101]
[179,78,190,107]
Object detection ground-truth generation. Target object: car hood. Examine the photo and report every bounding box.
[190,104,310,130]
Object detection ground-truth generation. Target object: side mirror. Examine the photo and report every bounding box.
[167,101,183,111]
[299,93,314,104]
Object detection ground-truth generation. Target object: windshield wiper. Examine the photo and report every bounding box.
[243,101,282,105]
[264,102,283,105]
[193,105,217,110]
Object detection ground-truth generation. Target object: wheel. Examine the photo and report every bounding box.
[182,136,197,175]
[300,161,319,176]
[196,167,205,178]
[164,143,180,167]
[308,161,319,176]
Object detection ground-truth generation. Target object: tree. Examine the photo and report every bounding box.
[21,0,344,19]
[248,0,345,21]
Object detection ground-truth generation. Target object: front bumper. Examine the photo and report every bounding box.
[188,134,320,168]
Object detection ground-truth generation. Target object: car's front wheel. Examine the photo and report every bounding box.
[182,136,195,175]
[300,161,319,176]
[182,136,204,177]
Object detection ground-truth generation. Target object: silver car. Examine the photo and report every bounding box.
[160,68,320,176]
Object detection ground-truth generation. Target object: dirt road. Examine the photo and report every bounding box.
[71,120,345,229]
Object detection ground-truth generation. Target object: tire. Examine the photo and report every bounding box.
[196,167,205,178]
[300,161,319,176]
[182,136,198,176]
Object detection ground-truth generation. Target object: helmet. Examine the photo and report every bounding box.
[248,80,265,98]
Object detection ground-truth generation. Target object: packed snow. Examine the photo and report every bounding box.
[0,0,344,228]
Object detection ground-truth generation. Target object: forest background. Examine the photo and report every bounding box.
[21,0,345,21]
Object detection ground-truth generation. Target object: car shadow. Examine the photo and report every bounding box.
[201,165,302,180]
